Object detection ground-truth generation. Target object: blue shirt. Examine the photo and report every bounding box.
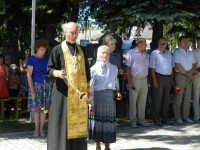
[150,49,173,75]
[109,52,121,69]
[27,55,50,84]
[173,47,196,72]
[90,61,119,106]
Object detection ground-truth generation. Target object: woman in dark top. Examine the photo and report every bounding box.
[103,35,127,118]
[103,35,122,69]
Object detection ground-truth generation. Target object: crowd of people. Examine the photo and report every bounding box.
[125,36,199,128]
[0,50,29,118]
[0,22,200,150]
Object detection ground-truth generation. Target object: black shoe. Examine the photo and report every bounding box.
[137,122,149,127]
[161,120,174,125]
[153,122,162,127]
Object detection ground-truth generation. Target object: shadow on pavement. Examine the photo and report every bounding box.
[124,147,172,150]
[124,148,172,150]
[117,123,200,147]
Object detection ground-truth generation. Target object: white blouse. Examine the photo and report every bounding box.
[90,60,119,106]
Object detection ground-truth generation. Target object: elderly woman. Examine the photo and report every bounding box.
[27,39,51,137]
[90,45,122,150]
[103,35,122,69]
[103,35,127,118]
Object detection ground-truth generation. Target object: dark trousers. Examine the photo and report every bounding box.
[152,74,171,122]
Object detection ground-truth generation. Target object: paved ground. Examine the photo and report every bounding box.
[0,121,199,150]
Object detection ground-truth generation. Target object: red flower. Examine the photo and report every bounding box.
[175,87,181,93]
[196,67,200,73]
[170,83,181,94]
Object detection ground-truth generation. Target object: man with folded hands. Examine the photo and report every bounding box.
[192,37,200,122]
[173,36,196,124]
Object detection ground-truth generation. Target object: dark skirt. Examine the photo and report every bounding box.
[89,89,116,143]
[47,87,87,150]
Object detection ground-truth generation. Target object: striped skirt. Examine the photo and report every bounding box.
[89,89,116,143]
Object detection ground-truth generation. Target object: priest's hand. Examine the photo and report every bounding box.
[53,70,66,79]
[116,92,122,101]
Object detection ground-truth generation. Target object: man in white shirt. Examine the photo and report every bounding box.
[192,37,200,122]
[173,36,196,124]
[150,37,173,126]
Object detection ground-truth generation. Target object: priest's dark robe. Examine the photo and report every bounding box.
[47,42,90,150]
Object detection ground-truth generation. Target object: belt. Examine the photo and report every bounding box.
[132,76,147,79]
[155,72,171,77]
[175,72,185,76]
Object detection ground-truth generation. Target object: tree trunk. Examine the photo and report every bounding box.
[151,20,164,50]
[69,1,79,22]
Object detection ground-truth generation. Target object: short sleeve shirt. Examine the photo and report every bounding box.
[125,48,149,77]
[27,55,50,84]
[150,49,173,75]
[193,48,200,67]
[173,47,196,72]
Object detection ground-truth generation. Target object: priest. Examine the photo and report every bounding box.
[47,22,90,150]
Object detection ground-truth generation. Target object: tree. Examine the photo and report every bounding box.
[87,0,199,50]
[0,0,86,64]
[0,0,83,51]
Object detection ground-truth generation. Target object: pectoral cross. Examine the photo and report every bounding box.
[72,56,77,69]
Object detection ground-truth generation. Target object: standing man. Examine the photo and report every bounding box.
[47,22,90,150]
[173,36,196,124]
[192,37,200,122]
[150,37,173,126]
[125,38,149,128]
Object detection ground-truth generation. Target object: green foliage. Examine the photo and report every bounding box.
[0,0,5,15]
[124,0,194,21]
[1,0,200,51]
[0,0,76,49]
[164,21,200,50]
[88,0,195,26]
[87,0,200,49]
[164,22,179,51]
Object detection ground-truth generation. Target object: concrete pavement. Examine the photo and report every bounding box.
[0,122,199,150]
